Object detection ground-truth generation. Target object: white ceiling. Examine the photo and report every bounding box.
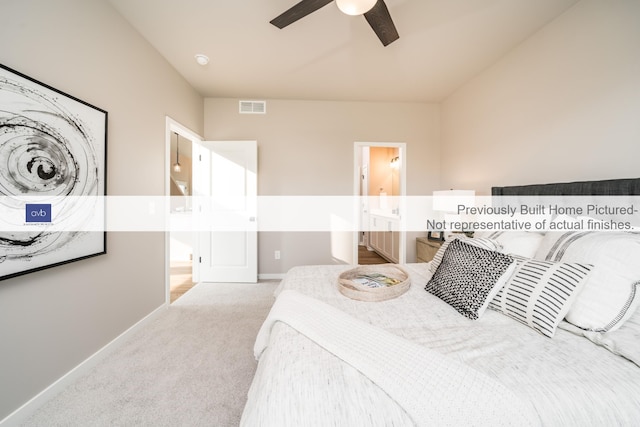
[108,0,579,103]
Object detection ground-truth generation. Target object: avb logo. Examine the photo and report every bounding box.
[26,204,52,223]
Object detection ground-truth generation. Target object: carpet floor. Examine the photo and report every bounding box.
[23,281,279,427]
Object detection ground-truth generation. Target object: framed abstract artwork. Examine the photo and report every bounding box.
[0,63,107,281]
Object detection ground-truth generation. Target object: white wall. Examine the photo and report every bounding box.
[0,0,203,420]
[204,98,441,273]
[441,0,640,194]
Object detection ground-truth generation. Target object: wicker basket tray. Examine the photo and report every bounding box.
[338,264,411,302]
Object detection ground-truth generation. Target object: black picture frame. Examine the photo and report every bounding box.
[0,63,107,281]
[427,231,445,242]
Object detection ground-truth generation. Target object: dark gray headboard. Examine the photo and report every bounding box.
[492,178,640,196]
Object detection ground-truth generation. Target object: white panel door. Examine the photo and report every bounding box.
[193,140,257,283]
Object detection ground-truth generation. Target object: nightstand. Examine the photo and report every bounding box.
[416,237,442,263]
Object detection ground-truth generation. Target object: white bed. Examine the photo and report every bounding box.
[241,179,640,426]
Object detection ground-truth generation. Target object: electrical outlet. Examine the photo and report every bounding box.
[274,250,281,260]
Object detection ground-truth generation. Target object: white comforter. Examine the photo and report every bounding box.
[242,264,640,426]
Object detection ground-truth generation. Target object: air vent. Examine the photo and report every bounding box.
[239,100,266,114]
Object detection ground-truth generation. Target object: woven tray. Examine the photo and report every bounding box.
[338,264,411,302]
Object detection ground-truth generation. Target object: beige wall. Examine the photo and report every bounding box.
[204,98,440,272]
[0,0,203,420]
[441,0,640,194]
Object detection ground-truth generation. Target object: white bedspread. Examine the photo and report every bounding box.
[242,264,640,426]
[252,290,539,426]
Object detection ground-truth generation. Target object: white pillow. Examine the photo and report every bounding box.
[474,231,544,258]
[426,239,516,320]
[534,231,640,332]
[489,256,592,338]
[430,235,502,275]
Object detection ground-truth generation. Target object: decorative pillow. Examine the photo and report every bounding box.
[489,256,592,338]
[425,239,515,320]
[534,231,640,332]
[475,231,544,258]
[430,235,503,275]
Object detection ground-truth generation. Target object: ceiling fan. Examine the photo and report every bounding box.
[270,0,399,47]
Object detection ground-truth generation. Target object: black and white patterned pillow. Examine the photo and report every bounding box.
[430,236,503,275]
[489,256,592,338]
[425,239,515,320]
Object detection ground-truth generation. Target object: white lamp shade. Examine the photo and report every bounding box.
[433,190,475,213]
[336,0,377,16]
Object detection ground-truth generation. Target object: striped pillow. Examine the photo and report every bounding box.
[430,236,503,275]
[534,231,640,332]
[489,256,592,338]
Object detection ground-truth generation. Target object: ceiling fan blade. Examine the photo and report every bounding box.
[270,0,334,29]
[364,0,399,46]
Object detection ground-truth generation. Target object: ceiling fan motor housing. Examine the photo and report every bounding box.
[270,0,399,47]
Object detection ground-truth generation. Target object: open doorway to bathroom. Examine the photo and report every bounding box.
[166,118,200,303]
[354,142,406,265]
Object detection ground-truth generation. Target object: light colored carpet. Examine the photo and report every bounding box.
[23,281,279,427]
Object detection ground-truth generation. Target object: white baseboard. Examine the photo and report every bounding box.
[258,273,286,281]
[0,303,168,427]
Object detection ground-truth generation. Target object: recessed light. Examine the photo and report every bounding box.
[194,54,210,66]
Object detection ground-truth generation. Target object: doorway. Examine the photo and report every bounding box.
[353,142,406,265]
[165,117,201,304]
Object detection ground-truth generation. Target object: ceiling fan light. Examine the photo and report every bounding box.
[336,0,377,16]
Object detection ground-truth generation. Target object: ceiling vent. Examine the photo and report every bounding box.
[239,100,266,114]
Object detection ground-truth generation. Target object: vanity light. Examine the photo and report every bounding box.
[336,0,377,16]
[172,132,182,173]
[390,156,399,169]
[194,54,210,66]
